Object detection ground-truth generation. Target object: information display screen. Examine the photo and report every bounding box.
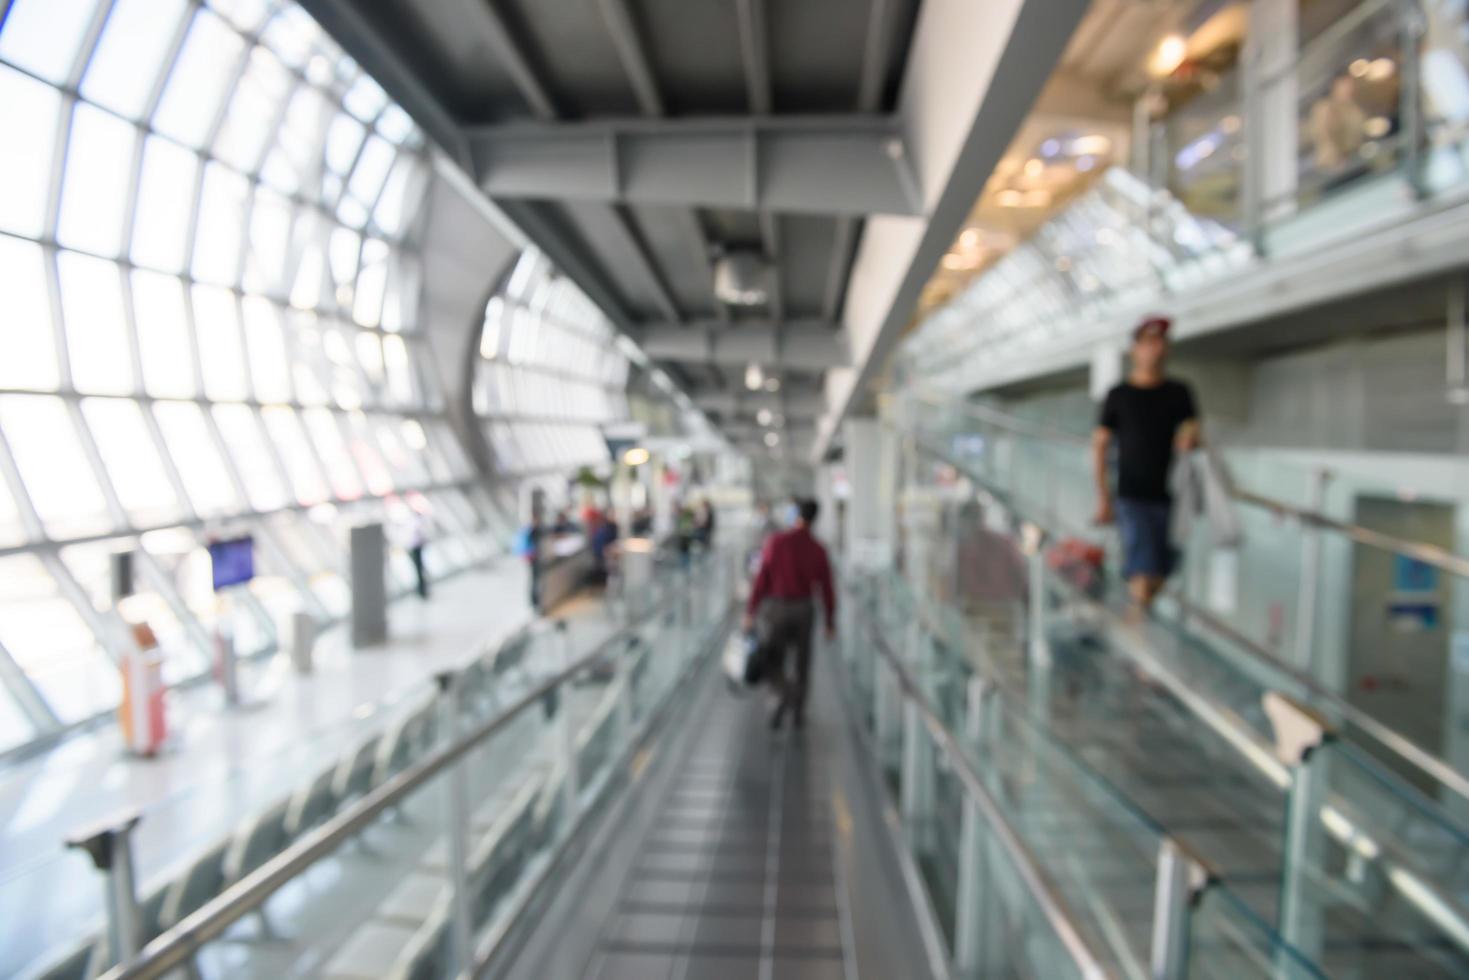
[208,536,255,591]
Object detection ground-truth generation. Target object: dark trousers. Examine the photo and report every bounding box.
[409,545,428,598]
[760,598,816,722]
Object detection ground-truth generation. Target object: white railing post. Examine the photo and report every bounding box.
[434,671,474,977]
[68,814,144,967]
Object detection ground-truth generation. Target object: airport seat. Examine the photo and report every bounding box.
[332,734,383,803]
[284,766,340,839]
[372,721,416,787]
[223,800,290,883]
[159,841,228,928]
[394,895,454,980]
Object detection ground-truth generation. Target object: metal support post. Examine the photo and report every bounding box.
[433,671,474,978]
[955,677,1003,977]
[1400,1,1427,198]
[1151,837,1210,980]
[1293,469,1331,677]
[68,813,144,967]
[875,655,900,772]
[900,635,935,853]
[1024,524,1050,670]
[1264,691,1333,971]
[556,685,580,832]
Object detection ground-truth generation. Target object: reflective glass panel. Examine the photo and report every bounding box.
[0,64,63,238]
[0,0,98,84]
[0,236,59,391]
[192,285,251,402]
[152,8,245,148]
[261,405,327,505]
[80,397,184,527]
[57,103,136,256]
[212,403,289,512]
[80,0,188,119]
[193,162,250,286]
[131,135,201,273]
[132,270,197,399]
[0,394,112,537]
[152,400,239,517]
[242,296,293,403]
[58,250,134,395]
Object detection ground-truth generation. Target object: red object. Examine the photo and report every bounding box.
[747,527,836,629]
[1047,538,1106,596]
[1134,315,1172,341]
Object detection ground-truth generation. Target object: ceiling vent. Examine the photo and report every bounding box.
[713,251,770,306]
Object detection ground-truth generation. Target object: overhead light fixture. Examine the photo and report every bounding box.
[1075,155,1096,173]
[1069,134,1111,157]
[714,251,770,306]
[1349,58,1371,79]
[996,189,1025,208]
[764,378,780,392]
[1040,138,1062,158]
[1366,57,1396,82]
[1364,116,1391,138]
[623,447,650,466]
[1023,158,1045,178]
[756,408,773,426]
[764,432,780,448]
[745,363,764,391]
[1150,34,1187,77]
[1220,115,1242,135]
[960,228,981,248]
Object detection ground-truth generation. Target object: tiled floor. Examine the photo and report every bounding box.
[1,558,618,978]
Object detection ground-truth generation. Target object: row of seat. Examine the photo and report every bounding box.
[25,623,562,980]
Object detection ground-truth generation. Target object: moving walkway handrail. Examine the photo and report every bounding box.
[854,593,1115,980]
[905,390,1469,581]
[900,392,1469,806]
[92,575,706,980]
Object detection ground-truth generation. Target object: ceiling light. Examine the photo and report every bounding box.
[1023,158,1045,178]
[713,252,769,306]
[1076,155,1096,173]
[1021,189,1052,208]
[745,363,764,391]
[1350,58,1371,78]
[1220,114,1242,135]
[764,378,780,392]
[764,432,780,447]
[960,228,981,248]
[996,189,1025,208]
[942,253,977,271]
[1040,138,1062,158]
[1069,134,1111,157]
[1364,116,1391,138]
[1150,34,1187,77]
[756,408,773,426]
[623,447,650,466]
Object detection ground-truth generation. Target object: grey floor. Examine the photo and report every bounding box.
[504,642,934,980]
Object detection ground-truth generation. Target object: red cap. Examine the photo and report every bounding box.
[1134,315,1171,341]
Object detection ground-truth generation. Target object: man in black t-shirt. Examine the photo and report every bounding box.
[1092,316,1200,610]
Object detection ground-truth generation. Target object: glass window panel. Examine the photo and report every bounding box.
[212,404,288,511]
[80,0,188,119]
[0,237,59,391]
[0,678,33,754]
[347,135,394,204]
[263,85,332,198]
[192,284,250,401]
[0,462,26,547]
[57,103,137,255]
[324,112,365,176]
[243,186,293,294]
[210,0,274,33]
[342,72,387,122]
[131,135,200,273]
[383,334,413,405]
[58,251,134,395]
[0,394,112,537]
[260,405,327,505]
[152,400,239,516]
[289,231,325,310]
[242,295,292,402]
[0,555,119,724]
[301,408,362,499]
[328,226,360,302]
[344,412,392,496]
[215,46,292,173]
[0,0,98,83]
[193,162,250,285]
[0,64,63,238]
[376,104,414,144]
[372,155,420,238]
[80,397,184,526]
[153,8,246,148]
[131,270,196,399]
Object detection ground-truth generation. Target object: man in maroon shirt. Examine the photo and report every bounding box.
[742,498,836,730]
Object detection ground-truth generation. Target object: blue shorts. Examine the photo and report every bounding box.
[1116,498,1177,579]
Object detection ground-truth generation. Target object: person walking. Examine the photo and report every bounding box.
[1092,316,1201,611]
[743,498,836,730]
[408,509,431,599]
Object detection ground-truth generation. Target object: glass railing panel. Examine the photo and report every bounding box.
[1164,69,1246,231]
[1188,886,1328,980]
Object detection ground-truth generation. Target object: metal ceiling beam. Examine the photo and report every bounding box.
[759,212,784,323]
[467,117,920,217]
[478,0,560,120]
[735,0,772,115]
[608,207,682,323]
[640,323,849,371]
[695,390,825,417]
[294,0,467,163]
[595,0,664,116]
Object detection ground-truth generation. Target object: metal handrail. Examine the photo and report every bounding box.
[905,417,1469,806]
[854,598,1115,980]
[906,390,1469,581]
[94,576,703,980]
